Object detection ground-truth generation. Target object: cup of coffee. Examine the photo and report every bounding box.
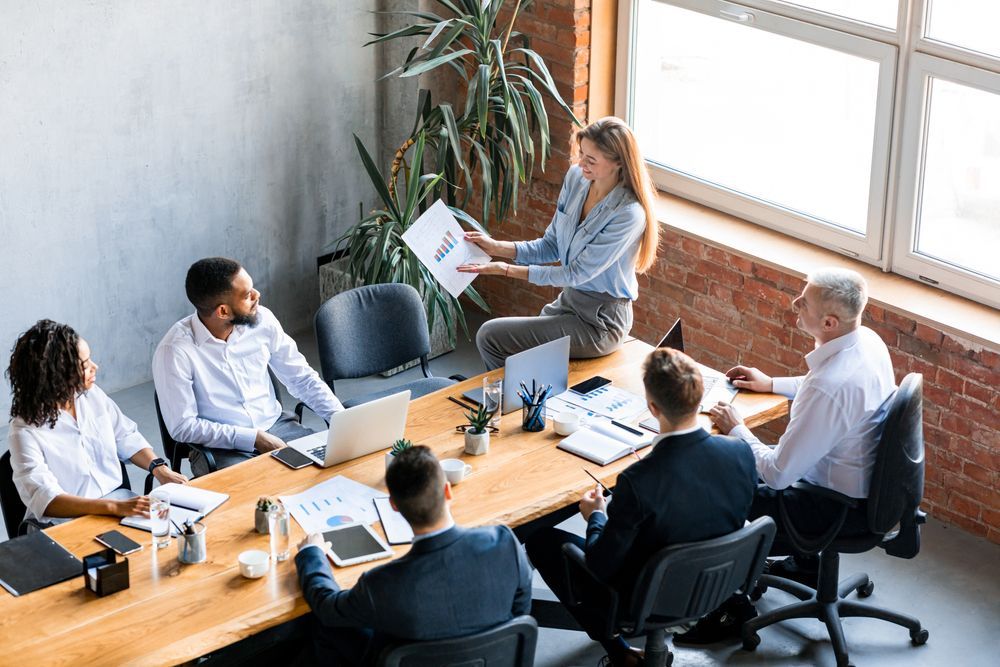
[440,458,472,485]
[553,412,581,436]
[238,549,270,579]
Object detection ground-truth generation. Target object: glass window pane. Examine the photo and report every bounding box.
[926,0,1000,60]
[915,78,1000,282]
[778,1,896,29]
[633,2,881,233]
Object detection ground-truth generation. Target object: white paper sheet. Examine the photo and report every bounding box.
[553,386,648,421]
[374,497,414,544]
[281,476,384,535]
[401,199,491,298]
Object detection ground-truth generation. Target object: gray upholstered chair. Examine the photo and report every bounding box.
[375,615,537,667]
[743,373,929,667]
[314,283,459,408]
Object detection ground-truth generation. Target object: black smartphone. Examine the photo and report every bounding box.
[272,447,314,469]
[570,375,612,395]
[95,530,143,555]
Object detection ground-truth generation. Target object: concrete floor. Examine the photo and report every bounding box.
[1,314,998,666]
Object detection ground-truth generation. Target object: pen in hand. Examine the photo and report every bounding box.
[583,469,612,496]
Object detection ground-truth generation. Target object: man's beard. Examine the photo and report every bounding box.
[232,310,260,327]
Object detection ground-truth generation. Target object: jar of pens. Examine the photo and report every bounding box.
[519,381,552,432]
[175,519,207,564]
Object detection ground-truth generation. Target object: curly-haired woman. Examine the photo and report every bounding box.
[6,320,187,528]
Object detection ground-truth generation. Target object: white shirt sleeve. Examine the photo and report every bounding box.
[771,376,803,399]
[8,428,65,522]
[152,343,257,452]
[100,389,153,461]
[731,382,850,490]
[265,316,344,421]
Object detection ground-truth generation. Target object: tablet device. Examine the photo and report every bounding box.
[272,447,314,469]
[323,523,394,567]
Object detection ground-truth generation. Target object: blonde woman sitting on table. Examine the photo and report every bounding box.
[458,116,659,370]
[6,320,187,531]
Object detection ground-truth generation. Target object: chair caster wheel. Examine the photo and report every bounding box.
[857,580,874,598]
[910,628,929,645]
[750,585,766,601]
[665,653,674,667]
[742,632,760,651]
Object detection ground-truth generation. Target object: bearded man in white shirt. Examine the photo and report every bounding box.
[153,257,344,477]
[675,267,896,645]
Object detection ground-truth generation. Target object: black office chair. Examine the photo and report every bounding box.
[562,516,776,667]
[2,449,132,537]
[742,373,929,667]
[375,615,538,667]
[315,283,463,408]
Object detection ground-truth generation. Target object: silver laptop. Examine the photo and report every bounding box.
[463,336,571,414]
[287,390,410,467]
[657,318,737,411]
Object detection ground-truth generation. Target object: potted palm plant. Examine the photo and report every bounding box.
[330,0,579,348]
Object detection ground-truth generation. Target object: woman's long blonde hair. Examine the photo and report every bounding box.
[575,117,659,273]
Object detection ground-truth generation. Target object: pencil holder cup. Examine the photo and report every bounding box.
[521,396,547,432]
[177,522,207,564]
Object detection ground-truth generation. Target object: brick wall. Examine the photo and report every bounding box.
[469,0,1000,543]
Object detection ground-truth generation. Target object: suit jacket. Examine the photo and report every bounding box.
[295,525,532,641]
[585,428,757,591]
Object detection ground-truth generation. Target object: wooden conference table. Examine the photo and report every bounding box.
[0,339,788,666]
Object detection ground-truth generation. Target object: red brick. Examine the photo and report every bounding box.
[947,492,982,519]
[936,368,965,393]
[865,303,885,323]
[914,322,944,345]
[948,355,997,387]
[952,396,997,426]
[883,309,916,334]
[939,413,974,438]
[964,380,997,407]
[962,461,994,486]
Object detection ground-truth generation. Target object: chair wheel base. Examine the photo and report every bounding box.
[742,632,761,651]
[910,628,929,645]
[749,585,766,601]
[858,580,874,598]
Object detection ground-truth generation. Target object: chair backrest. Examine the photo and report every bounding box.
[314,283,431,383]
[867,373,925,537]
[376,615,538,667]
[2,450,131,537]
[0,450,25,537]
[625,516,776,632]
[153,392,185,471]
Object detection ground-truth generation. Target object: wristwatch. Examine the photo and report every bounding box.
[148,457,168,474]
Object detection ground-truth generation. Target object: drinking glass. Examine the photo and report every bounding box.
[268,504,291,562]
[483,376,503,432]
[149,490,171,550]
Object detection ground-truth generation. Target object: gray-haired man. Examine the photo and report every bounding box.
[676,267,896,644]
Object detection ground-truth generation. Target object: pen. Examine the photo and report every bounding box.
[448,396,475,411]
[583,469,612,496]
[628,447,641,461]
[611,420,644,437]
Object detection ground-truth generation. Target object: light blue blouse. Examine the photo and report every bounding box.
[513,165,646,300]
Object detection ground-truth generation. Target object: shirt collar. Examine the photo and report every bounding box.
[190,312,243,346]
[411,517,455,544]
[805,328,861,371]
[657,424,703,438]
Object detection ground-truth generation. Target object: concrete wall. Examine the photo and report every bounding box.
[0,1,419,420]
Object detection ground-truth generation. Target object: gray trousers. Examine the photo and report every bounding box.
[476,287,633,371]
[189,412,315,478]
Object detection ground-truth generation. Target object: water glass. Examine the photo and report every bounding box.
[483,376,503,432]
[149,490,171,550]
[268,504,291,562]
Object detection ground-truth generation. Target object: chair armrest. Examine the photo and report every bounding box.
[882,508,926,559]
[777,482,855,555]
[186,444,218,474]
[143,474,154,495]
[295,403,330,427]
[448,374,468,382]
[561,543,620,639]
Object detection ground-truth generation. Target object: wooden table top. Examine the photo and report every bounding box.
[0,339,788,666]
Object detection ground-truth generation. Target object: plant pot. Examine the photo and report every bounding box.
[254,509,270,534]
[385,451,397,469]
[319,257,457,375]
[464,430,490,456]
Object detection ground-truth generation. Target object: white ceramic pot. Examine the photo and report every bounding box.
[464,430,490,456]
[385,451,397,469]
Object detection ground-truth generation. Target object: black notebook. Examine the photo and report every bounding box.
[0,531,83,596]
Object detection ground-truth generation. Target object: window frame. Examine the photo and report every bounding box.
[614,0,1000,309]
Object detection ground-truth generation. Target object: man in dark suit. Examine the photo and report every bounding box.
[526,348,758,667]
[294,445,533,665]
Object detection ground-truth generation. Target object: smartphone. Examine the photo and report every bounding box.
[95,530,143,555]
[570,375,612,395]
[271,447,314,469]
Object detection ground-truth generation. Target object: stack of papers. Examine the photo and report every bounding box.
[282,476,383,535]
[553,386,647,421]
[122,483,228,534]
[558,421,654,466]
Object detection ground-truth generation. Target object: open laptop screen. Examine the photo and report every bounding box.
[657,318,684,352]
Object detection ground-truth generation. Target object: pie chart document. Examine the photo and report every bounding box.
[281,475,383,534]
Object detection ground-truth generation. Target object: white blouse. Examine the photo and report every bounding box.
[8,384,151,522]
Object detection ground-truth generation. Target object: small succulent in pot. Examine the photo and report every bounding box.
[255,497,278,534]
[464,405,495,456]
[386,438,414,468]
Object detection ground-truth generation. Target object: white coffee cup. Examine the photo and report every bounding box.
[238,549,270,579]
[553,412,581,436]
[440,458,473,484]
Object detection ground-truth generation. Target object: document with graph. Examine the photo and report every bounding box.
[401,199,491,298]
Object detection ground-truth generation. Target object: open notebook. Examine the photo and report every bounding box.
[121,483,228,535]
[557,420,655,466]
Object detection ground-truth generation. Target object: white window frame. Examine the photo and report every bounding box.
[616,0,1000,308]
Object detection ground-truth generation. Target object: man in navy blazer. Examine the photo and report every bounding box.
[294,445,533,665]
[526,348,757,667]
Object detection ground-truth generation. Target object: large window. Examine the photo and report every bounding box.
[617,0,1000,307]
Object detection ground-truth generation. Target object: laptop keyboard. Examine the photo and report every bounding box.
[307,445,327,459]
